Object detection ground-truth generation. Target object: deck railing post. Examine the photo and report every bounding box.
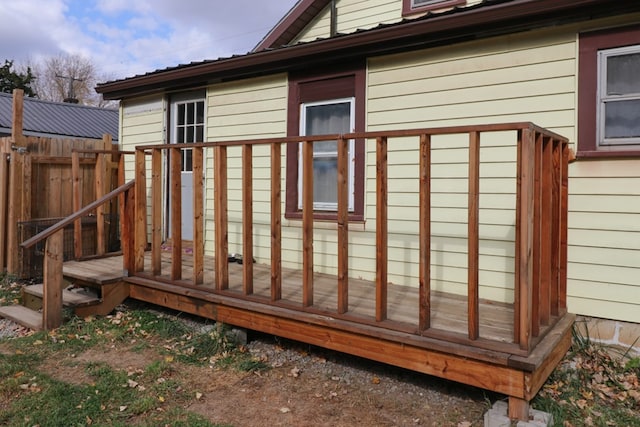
[559,142,569,313]
[376,136,388,322]
[42,229,64,330]
[214,145,229,290]
[271,142,282,301]
[515,127,535,352]
[242,145,254,294]
[302,140,314,307]
[193,146,204,285]
[337,137,349,314]
[151,149,162,276]
[540,136,553,327]
[550,140,561,316]
[419,133,431,331]
[532,133,542,338]
[134,150,147,273]
[468,131,480,340]
[170,146,182,280]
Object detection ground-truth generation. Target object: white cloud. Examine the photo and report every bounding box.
[3,0,297,80]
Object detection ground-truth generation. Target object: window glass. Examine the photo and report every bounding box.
[598,46,640,147]
[604,99,640,138]
[172,99,205,171]
[299,99,354,210]
[606,52,640,95]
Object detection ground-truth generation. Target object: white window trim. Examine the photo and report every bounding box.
[297,97,355,212]
[597,45,640,148]
[170,96,206,172]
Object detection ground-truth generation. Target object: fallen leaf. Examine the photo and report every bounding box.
[119,406,127,412]
[289,367,300,378]
[158,396,165,402]
[372,376,380,385]
[458,422,472,427]
[195,392,203,400]
[127,379,138,388]
[279,407,291,413]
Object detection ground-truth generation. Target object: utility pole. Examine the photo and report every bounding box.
[55,74,84,103]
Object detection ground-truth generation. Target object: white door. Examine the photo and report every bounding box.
[170,97,205,241]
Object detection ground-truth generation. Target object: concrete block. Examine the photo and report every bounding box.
[484,401,553,427]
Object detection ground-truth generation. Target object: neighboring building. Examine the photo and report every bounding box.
[97,0,640,342]
[0,91,118,142]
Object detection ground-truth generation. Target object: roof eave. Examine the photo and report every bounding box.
[97,0,640,100]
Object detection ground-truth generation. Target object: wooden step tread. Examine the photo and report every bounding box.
[23,284,100,308]
[0,305,43,331]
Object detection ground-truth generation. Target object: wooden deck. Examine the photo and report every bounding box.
[21,123,574,420]
[64,251,573,370]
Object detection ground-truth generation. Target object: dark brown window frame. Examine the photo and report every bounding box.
[402,0,466,16]
[285,63,366,221]
[578,24,640,159]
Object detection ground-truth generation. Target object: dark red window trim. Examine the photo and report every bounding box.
[578,24,640,159]
[285,63,366,221]
[402,0,466,16]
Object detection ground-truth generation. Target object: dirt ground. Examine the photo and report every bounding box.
[37,331,491,427]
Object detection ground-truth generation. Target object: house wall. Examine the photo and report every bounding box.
[205,74,288,258]
[367,19,640,323]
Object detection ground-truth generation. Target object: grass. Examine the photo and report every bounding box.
[0,274,267,426]
[532,323,640,426]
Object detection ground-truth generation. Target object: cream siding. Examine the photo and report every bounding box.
[121,95,164,181]
[205,74,288,259]
[366,22,640,322]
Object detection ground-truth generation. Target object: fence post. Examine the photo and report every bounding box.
[42,229,64,330]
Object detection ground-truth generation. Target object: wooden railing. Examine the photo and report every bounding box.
[20,180,135,329]
[128,122,569,355]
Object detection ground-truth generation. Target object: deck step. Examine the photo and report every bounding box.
[0,305,43,331]
[22,284,100,309]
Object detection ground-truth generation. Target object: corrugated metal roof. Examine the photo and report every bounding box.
[0,92,118,141]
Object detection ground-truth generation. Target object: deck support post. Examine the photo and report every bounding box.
[468,131,480,340]
[337,137,349,314]
[508,397,530,422]
[134,150,147,273]
[302,140,314,307]
[419,133,431,331]
[42,229,64,330]
[376,136,388,322]
[193,147,204,285]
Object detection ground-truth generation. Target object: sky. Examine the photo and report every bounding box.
[2,0,299,82]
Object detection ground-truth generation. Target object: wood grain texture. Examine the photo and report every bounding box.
[376,136,388,322]
[170,147,182,280]
[419,133,431,331]
[43,229,64,330]
[468,131,480,340]
[193,147,204,285]
[151,149,162,275]
[271,142,282,301]
[337,138,349,314]
[242,145,253,294]
[302,140,314,307]
[134,150,147,273]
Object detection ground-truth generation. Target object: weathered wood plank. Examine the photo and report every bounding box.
[337,137,349,314]
[0,152,8,269]
[170,147,182,280]
[271,142,282,301]
[302,140,314,307]
[242,145,253,294]
[134,150,147,273]
[214,145,229,290]
[559,142,569,312]
[151,149,162,275]
[540,137,553,326]
[376,136,388,322]
[468,131,480,340]
[43,229,64,330]
[532,133,542,338]
[193,147,204,286]
[550,140,561,316]
[419,133,431,331]
[517,128,535,352]
[96,153,107,255]
[72,151,82,259]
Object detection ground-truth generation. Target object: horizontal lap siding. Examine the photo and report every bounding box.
[367,30,576,303]
[121,96,164,180]
[206,75,287,258]
[567,161,640,322]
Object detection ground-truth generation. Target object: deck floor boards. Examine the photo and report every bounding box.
[64,252,520,343]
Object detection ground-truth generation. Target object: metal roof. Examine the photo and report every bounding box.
[0,92,118,141]
[97,0,640,100]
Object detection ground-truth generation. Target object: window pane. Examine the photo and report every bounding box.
[187,103,195,125]
[604,99,640,139]
[177,127,185,143]
[184,149,193,172]
[187,126,195,143]
[313,157,338,205]
[177,104,185,125]
[607,53,640,95]
[196,101,204,124]
[196,125,204,143]
[305,102,351,136]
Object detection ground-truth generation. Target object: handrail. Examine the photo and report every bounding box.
[21,180,135,249]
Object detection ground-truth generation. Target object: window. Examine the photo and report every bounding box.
[286,65,365,221]
[597,46,640,147]
[170,94,205,171]
[298,98,355,211]
[578,25,640,157]
[402,0,465,16]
